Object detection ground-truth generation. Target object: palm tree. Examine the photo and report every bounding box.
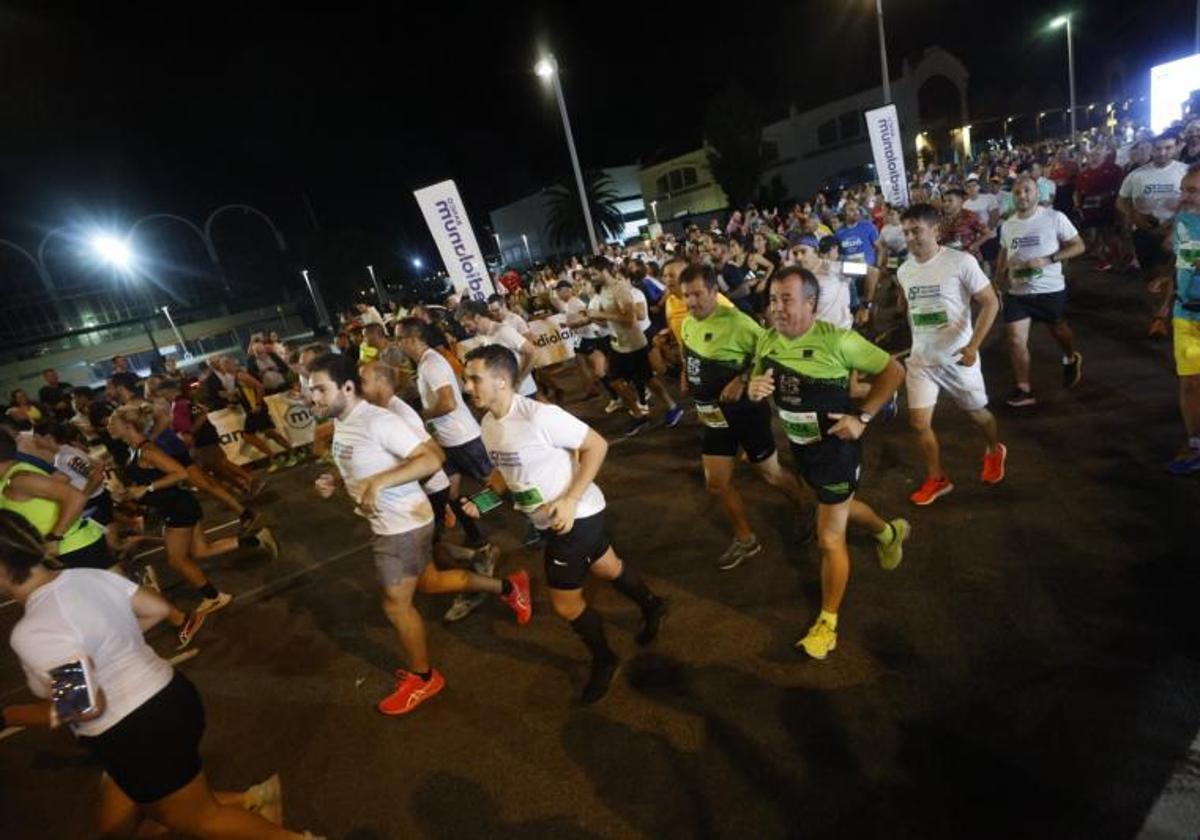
[544,170,626,251]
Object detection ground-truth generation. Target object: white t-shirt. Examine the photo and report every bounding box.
[631,286,652,333]
[1000,207,1079,295]
[10,569,173,737]
[600,284,648,353]
[416,349,480,448]
[359,306,385,327]
[331,400,434,535]
[565,296,598,341]
[897,247,991,368]
[54,445,104,499]
[1119,161,1189,222]
[502,311,529,335]
[481,395,605,530]
[814,263,855,329]
[586,295,612,337]
[488,325,538,396]
[385,396,450,495]
[964,194,1000,227]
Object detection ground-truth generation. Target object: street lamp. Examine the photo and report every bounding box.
[1049,15,1077,139]
[873,0,892,105]
[300,269,332,332]
[411,257,423,270]
[649,200,659,226]
[366,264,388,306]
[521,233,532,263]
[535,53,598,255]
[90,235,134,272]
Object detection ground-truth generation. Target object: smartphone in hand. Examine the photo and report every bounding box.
[48,659,100,724]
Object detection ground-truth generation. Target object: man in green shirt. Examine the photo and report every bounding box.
[748,266,910,660]
[679,263,815,571]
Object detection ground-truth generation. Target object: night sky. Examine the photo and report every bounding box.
[0,1,1194,277]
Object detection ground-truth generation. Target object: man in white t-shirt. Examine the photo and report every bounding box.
[556,280,609,403]
[897,203,1007,506]
[360,361,530,625]
[1118,134,1190,336]
[457,300,539,398]
[589,261,684,433]
[460,344,666,705]
[356,302,385,327]
[394,319,506,620]
[487,293,530,335]
[792,235,879,328]
[963,176,1001,230]
[309,354,496,717]
[997,175,1087,407]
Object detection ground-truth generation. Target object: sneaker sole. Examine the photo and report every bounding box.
[443,594,488,623]
[910,485,953,506]
[195,595,234,617]
[1005,398,1037,407]
[717,542,763,571]
[795,636,837,660]
[981,445,1008,485]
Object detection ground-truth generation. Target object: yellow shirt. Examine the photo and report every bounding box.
[665,292,734,341]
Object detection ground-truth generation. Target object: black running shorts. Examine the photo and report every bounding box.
[542,511,612,590]
[788,438,862,505]
[609,347,652,386]
[77,672,205,805]
[699,399,777,463]
[1002,290,1067,325]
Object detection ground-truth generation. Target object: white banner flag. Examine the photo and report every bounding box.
[413,179,496,302]
[264,393,316,449]
[865,104,910,208]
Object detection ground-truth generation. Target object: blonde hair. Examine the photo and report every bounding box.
[112,402,156,437]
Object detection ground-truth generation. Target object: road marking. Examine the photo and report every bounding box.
[0,519,240,611]
[0,648,203,742]
[1137,725,1200,839]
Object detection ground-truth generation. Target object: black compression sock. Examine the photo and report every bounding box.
[238,535,260,549]
[599,377,619,399]
[611,563,659,613]
[414,670,432,681]
[200,582,219,600]
[500,578,513,596]
[570,607,615,662]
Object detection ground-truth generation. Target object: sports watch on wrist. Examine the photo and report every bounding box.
[858,412,874,425]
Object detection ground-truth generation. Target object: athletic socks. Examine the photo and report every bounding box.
[819,610,838,631]
[499,578,513,596]
[200,582,220,600]
[238,534,261,549]
[611,563,659,614]
[449,496,485,544]
[873,523,896,544]
[413,670,432,682]
[570,607,615,663]
[599,376,619,399]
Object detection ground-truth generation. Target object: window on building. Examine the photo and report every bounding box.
[668,169,684,191]
[762,141,779,163]
[817,119,837,147]
[656,175,669,196]
[839,111,861,139]
[682,167,697,186]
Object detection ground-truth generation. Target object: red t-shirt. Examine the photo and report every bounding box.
[1075,162,1124,215]
[498,271,522,295]
[1049,161,1079,187]
[171,397,193,435]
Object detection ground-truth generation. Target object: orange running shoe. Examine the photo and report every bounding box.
[377,669,445,715]
[909,476,954,506]
[442,506,457,530]
[502,570,533,625]
[981,443,1007,485]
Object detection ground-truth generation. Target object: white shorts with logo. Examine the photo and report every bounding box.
[905,361,988,412]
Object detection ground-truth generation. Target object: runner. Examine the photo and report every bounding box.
[747,266,909,659]
[678,264,818,570]
[106,404,277,621]
[308,353,527,715]
[996,174,1087,406]
[896,203,1008,505]
[1118,135,1189,337]
[0,512,315,838]
[1166,163,1200,475]
[359,360,529,622]
[456,300,540,399]
[589,260,684,432]
[1075,146,1127,271]
[460,344,666,704]
[488,293,531,335]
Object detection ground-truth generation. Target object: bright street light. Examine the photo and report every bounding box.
[536,52,598,254]
[91,234,134,270]
[1048,14,1076,138]
[412,257,423,269]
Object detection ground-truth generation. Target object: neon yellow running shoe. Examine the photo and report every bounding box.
[795,618,837,660]
[876,518,910,571]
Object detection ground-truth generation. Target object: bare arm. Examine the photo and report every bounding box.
[130,586,171,632]
[960,285,1000,366]
[132,445,189,494]
[422,385,459,421]
[517,339,539,383]
[360,440,445,514]
[543,428,608,533]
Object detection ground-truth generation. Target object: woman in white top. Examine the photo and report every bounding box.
[0,511,313,838]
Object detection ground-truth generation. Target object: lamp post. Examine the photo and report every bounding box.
[160,305,193,359]
[874,0,892,105]
[535,54,598,255]
[90,233,163,360]
[1049,15,1077,139]
[650,200,659,226]
[521,234,533,263]
[366,264,388,306]
[300,269,332,332]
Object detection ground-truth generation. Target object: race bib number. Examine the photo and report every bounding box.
[695,402,729,429]
[1011,266,1043,281]
[685,354,702,385]
[779,409,821,445]
[511,486,545,511]
[910,305,949,331]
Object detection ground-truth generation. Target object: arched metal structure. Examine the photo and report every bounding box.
[203,204,288,253]
[0,238,53,292]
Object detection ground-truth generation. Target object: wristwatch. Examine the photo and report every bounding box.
[858,412,874,425]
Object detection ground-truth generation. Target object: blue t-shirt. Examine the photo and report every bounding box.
[1175,211,1200,322]
[836,221,880,266]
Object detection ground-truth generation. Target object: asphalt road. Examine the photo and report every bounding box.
[2,262,1199,839]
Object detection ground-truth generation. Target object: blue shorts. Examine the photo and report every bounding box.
[443,437,494,483]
